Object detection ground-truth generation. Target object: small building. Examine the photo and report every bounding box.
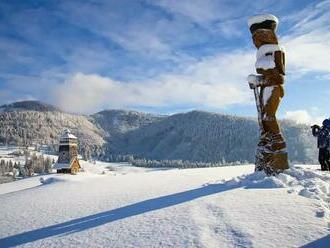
[54,129,81,174]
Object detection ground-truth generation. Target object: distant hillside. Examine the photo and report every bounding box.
[0,101,318,164]
[106,111,317,163]
[0,101,61,112]
[91,109,164,137]
[0,101,105,155]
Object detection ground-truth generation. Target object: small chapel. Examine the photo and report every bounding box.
[54,129,81,174]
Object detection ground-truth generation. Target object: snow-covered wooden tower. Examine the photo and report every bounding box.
[54,129,81,174]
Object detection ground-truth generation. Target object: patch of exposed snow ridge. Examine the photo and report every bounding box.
[211,167,330,222]
[39,177,65,185]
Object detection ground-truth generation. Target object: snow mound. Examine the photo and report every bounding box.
[212,167,330,220]
[213,170,286,189]
[282,168,330,220]
[39,177,65,185]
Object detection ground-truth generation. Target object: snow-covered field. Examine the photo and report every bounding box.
[0,160,329,248]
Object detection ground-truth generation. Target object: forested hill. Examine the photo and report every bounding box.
[0,101,317,163]
[0,100,61,112]
[106,110,317,163]
[91,109,164,137]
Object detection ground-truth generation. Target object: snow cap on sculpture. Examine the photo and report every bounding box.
[248,14,278,34]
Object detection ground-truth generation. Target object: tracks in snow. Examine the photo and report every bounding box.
[190,199,253,248]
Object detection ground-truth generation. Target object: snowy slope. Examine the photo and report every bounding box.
[91,109,163,136]
[1,101,317,164]
[0,163,329,248]
[105,111,317,163]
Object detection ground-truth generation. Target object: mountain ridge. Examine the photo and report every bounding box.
[0,100,62,112]
[0,100,318,163]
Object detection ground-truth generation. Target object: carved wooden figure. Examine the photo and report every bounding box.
[247,14,289,174]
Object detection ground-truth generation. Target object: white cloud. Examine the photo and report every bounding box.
[52,49,255,113]
[281,0,330,75]
[53,73,116,113]
[5,0,330,115]
[284,110,325,125]
[283,31,330,74]
[107,29,171,56]
[58,1,173,58]
[153,0,225,23]
[283,0,330,35]
[65,0,330,115]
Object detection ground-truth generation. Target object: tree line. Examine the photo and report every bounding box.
[0,151,54,179]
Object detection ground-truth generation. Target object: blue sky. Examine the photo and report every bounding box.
[0,0,329,123]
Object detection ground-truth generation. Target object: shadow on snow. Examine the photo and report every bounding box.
[0,182,241,247]
[301,235,330,248]
[1,171,324,247]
